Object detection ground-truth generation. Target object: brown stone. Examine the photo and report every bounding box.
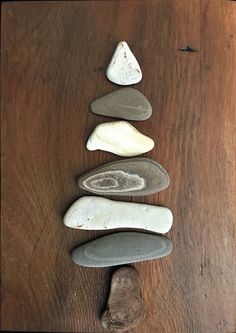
[101,267,145,332]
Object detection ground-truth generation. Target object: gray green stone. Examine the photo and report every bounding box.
[90,88,152,121]
[71,232,173,267]
[78,157,170,196]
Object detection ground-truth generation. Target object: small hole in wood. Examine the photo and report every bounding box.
[179,46,197,52]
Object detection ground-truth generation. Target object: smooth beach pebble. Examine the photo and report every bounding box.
[101,267,145,332]
[71,232,173,267]
[90,87,152,121]
[86,121,154,157]
[106,41,142,85]
[78,157,170,196]
[64,196,173,234]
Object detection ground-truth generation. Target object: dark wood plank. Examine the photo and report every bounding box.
[1,1,236,332]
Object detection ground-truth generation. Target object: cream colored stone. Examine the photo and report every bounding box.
[86,121,154,157]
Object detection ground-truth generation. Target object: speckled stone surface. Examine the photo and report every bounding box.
[106,41,142,85]
[101,267,145,332]
[64,196,173,234]
[90,88,152,121]
[78,157,170,196]
[71,232,173,267]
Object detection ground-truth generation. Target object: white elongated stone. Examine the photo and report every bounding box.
[86,121,154,157]
[106,41,142,85]
[64,196,173,234]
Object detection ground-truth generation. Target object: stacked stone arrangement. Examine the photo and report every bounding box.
[64,41,173,332]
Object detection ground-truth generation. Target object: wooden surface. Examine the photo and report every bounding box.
[1,1,236,332]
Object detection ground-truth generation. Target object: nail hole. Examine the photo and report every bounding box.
[179,45,197,52]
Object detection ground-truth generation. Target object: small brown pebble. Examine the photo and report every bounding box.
[101,267,145,332]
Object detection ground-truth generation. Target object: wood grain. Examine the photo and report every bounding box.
[1,1,236,332]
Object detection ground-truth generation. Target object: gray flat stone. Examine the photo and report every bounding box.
[71,232,173,267]
[90,88,152,121]
[101,267,145,331]
[78,157,170,196]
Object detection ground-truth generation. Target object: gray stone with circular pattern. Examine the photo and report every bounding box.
[78,157,170,196]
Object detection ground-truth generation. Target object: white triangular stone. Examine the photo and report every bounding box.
[106,41,142,85]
